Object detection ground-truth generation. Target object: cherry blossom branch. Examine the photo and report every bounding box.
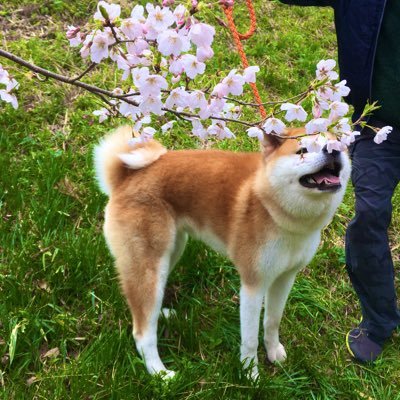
[0,49,261,128]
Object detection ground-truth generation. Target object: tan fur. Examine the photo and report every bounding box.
[95,127,350,376]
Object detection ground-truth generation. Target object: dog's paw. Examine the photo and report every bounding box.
[267,343,287,363]
[161,308,176,319]
[158,369,176,381]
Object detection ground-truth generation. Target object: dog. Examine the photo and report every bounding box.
[94,125,350,379]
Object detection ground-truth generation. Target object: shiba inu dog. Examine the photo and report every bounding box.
[94,126,350,379]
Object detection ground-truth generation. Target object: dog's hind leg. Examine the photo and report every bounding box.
[263,269,297,363]
[104,204,177,378]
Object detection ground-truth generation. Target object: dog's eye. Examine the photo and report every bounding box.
[296,148,308,155]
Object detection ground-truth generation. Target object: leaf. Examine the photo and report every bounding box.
[43,347,60,358]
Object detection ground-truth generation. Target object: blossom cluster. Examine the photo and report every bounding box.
[0,65,18,109]
[247,59,391,151]
[63,2,392,151]
[66,1,261,142]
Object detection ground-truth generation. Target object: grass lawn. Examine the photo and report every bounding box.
[1,0,400,398]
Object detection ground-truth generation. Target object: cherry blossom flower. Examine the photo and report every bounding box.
[207,122,235,139]
[126,39,149,57]
[340,131,360,146]
[137,74,168,99]
[93,107,110,123]
[131,4,145,21]
[161,121,176,132]
[374,126,393,144]
[328,101,349,122]
[146,5,175,32]
[91,31,110,63]
[173,4,187,25]
[263,118,286,135]
[181,54,205,79]
[332,118,352,135]
[331,80,350,101]
[196,46,214,62]
[165,87,188,108]
[157,30,190,56]
[0,77,19,109]
[280,103,307,122]
[120,18,144,39]
[316,59,339,81]
[326,139,346,153]
[66,26,81,47]
[300,135,327,153]
[189,119,207,139]
[247,127,264,141]
[189,23,215,48]
[243,66,259,83]
[221,69,245,96]
[187,90,208,111]
[139,95,164,115]
[305,118,329,135]
[94,1,121,22]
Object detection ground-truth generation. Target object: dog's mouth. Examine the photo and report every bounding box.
[299,160,342,191]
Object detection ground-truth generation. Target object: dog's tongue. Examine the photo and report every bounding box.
[313,171,340,185]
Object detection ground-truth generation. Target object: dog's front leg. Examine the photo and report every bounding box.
[263,269,297,363]
[240,284,264,380]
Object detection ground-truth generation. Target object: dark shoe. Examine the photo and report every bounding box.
[346,328,383,362]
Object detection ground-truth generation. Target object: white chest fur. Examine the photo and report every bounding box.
[258,230,321,285]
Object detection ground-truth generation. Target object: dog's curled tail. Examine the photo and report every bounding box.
[94,126,167,195]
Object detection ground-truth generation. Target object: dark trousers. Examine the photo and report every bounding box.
[346,119,400,344]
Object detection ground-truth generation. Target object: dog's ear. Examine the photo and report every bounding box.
[261,134,284,157]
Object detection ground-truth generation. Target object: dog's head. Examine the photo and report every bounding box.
[257,128,351,229]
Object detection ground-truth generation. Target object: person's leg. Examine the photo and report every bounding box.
[345,126,400,360]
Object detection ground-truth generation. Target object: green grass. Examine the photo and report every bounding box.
[1,0,400,399]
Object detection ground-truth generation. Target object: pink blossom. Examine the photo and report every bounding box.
[332,118,351,135]
[131,5,145,21]
[326,139,346,153]
[332,80,350,101]
[316,59,338,81]
[300,135,327,153]
[187,90,208,111]
[262,118,286,135]
[374,126,392,144]
[207,123,235,139]
[211,82,229,98]
[146,5,175,32]
[66,25,81,47]
[120,18,144,39]
[132,67,150,87]
[312,103,322,119]
[340,131,360,146]
[90,31,110,63]
[94,1,121,22]
[243,66,259,83]
[305,118,330,135]
[137,74,168,99]
[189,23,215,48]
[161,121,176,132]
[93,107,109,123]
[247,127,264,141]
[280,103,307,122]
[169,58,184,76]
[173,4,187,25]
[221,69,245,96]
[196,46,214,62]
[328,101,349,122]
[157,29,190,56]
[126,39,149,56]
[163,0,175,6]
[164,87,188,108]
[139,95,164,115]
[181,54,205,79]
[191,119,208,139]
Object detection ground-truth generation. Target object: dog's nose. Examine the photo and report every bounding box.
[322,145,340,158]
